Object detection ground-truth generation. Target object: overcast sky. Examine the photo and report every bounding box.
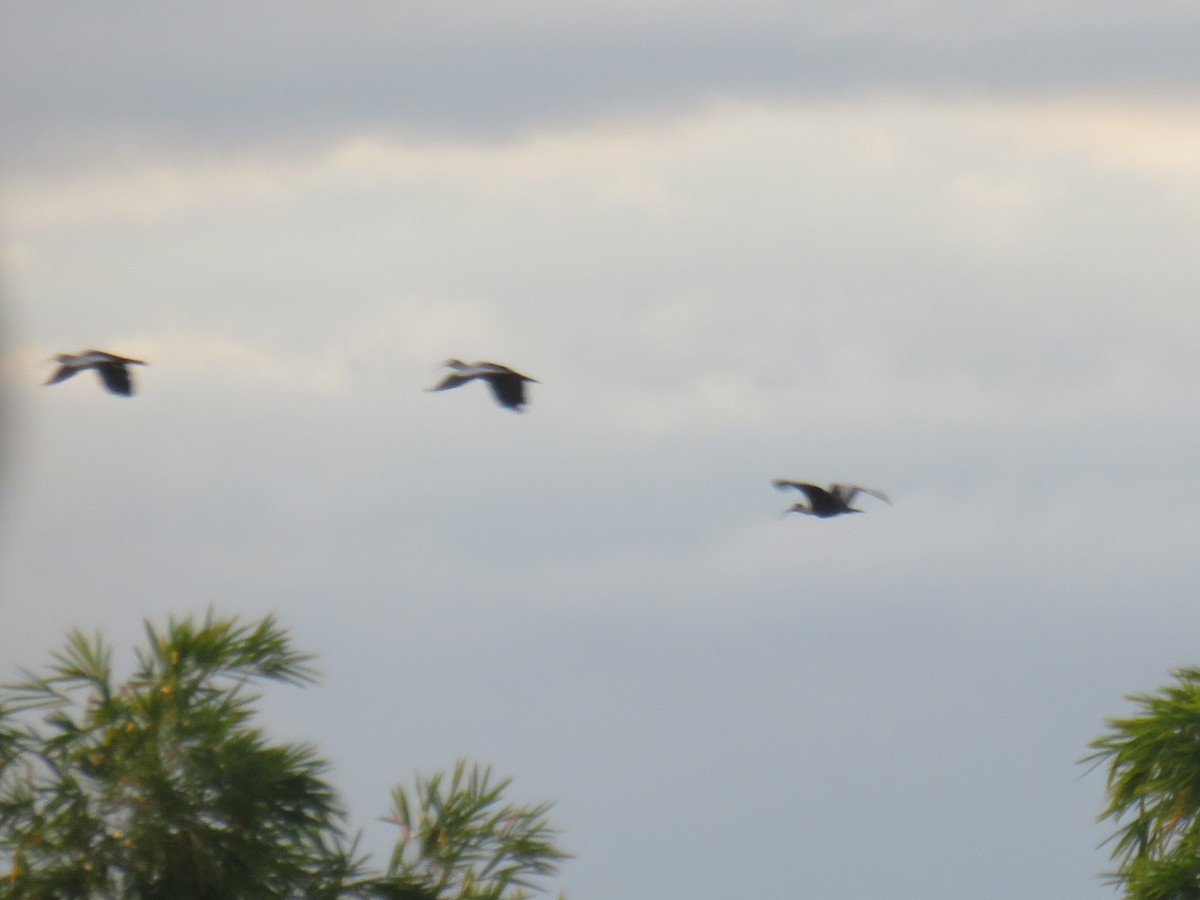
[3,3,1200,898]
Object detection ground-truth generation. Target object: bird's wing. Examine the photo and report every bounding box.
[44,365,79,386]
[446,360,507,376]
[478,361,538,381]
[428,372,476,392]
[486,374,527,410]
[96,363,134,395]
[90,350,144,365]
[835,484,891,505]
[860,487,891,505]
[772,480,827,502]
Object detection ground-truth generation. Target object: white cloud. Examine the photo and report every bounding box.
[1007,99,1200,180]
[8,92,1200,438]
[9,93,1200,246]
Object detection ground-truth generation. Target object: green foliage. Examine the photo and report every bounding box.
[384,761,569,900]
[0,612,567,900]
[0,611,352,898]
[1086,666,1200,899]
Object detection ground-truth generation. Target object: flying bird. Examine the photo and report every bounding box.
[772,480,891,518]
[428,359,539,411]
[45,350,148,396]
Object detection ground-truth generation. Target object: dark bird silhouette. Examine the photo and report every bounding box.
[45,350,148,396]
[772,480,891,518]
[428,359,538,411]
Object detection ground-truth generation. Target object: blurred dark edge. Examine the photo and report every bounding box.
[0,220,12,545]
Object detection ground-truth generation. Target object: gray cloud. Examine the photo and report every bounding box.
[4,1,1198,171]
